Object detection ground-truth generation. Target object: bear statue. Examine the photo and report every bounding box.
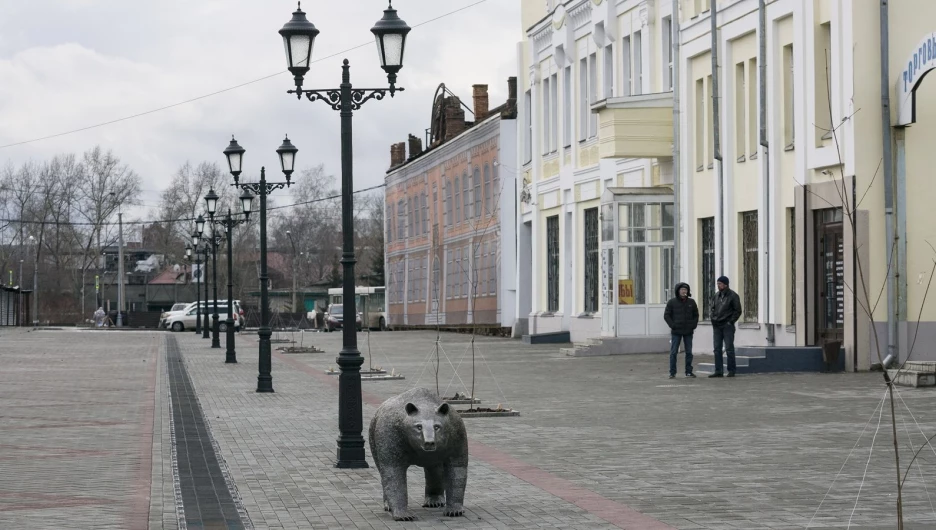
[368,387,468,521]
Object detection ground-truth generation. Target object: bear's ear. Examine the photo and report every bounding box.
[437,402,450,415]
[405,402,419,416]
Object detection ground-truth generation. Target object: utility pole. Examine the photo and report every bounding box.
[117,212,125,327]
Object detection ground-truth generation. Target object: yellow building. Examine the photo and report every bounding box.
[679,0,936,370]
[518,0,677,351]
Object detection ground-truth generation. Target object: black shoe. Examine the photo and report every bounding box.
[669,374,675,379]
[727,372,735,378]
[708,373,724,378]
[685,373,696,378]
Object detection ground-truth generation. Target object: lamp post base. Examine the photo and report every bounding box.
[335,352,369,468]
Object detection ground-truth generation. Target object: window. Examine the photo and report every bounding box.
[397,200,405,240]
[550,73,559,151]
[547,215,560,312]
[454,176,461,223]
[490,243,497,294]
[386,204,393,243]
[741,210,759,322]
[524,89,532,163]
[483,164,491,214]
[700,217,715,319]
[783,43,794,150]
[735,62,746,162]
[589,53,598,137]
[542,75,551,155]
[622,36,632,96]
[707,75,714,168]
[579,57,588,141]
[633,31,643,96]
[563,66,572,147]
[407,197,414,237]
[748,58,758,158]
[462,171,470,221]
[815,22,833,146]
[446,249,452,299]
[444,179,451,226]
[462,245,469,297]
[492,164,499,206]
[662,16,673,91]
[422,191,429,234]
[473,167,481,219]
[432,184,438,229]
[472,244,480,298]
[603,44,614,99]
[478,242,486,296]
[695,78,704,171]
[584,207,599,313]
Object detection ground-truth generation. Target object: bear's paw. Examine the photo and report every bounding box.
[423,495,445,508]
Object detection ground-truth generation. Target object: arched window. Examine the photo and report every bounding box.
[444,179,451,226]
[422,191,429,234]
[454,176,461,224]
[462,170,470,222]
[483,164,491,214]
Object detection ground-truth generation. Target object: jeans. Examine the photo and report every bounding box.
[713,322,736,374]
[669,332,694,376]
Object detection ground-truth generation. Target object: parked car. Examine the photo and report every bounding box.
[324,304,362,332]
[163,300,244,332]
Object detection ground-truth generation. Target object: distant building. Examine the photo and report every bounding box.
[384,78,518,331]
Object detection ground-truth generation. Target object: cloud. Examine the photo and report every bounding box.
[0,0,520,221]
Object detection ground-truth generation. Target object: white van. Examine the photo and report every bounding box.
[162,300,244,332]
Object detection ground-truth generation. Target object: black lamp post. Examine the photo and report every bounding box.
[195,216,213,340]
[224,135,297,393]
[189,235,202,335]
[205,188,253,364]
[202,192,224,349]
[278,1,410,469]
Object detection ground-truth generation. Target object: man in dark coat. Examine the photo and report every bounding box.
[709,276,743,377]
[664,282,699,378]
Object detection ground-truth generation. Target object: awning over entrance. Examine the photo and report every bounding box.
[600,187,675,338]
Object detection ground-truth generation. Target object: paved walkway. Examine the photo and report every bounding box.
[4,327,936,529]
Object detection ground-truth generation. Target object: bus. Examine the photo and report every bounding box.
[327,286,387,330]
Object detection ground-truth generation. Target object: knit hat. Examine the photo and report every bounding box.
[717,276,729,286]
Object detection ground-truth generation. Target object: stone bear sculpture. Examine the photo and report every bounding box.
[369,387,468,521]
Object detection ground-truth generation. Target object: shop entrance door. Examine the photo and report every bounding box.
[814,209,845,345]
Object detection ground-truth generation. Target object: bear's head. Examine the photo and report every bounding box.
[404,401,450,452]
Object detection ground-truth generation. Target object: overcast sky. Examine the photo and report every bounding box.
[0,0,521,219]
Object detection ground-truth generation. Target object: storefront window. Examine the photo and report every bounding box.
[613,201,674,306]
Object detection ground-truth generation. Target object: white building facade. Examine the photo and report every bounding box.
[518,0,677,350]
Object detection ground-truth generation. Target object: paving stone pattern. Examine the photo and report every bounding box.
[177,328,936,529]
[0,328,161,530]
[5,327,936,529]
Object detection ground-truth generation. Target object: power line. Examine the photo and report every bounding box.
[0,0,490,150]
[0,183,385,227]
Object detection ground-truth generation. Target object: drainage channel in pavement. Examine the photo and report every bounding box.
[166,335,249,530]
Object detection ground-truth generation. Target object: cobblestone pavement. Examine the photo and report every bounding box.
[177,329,936,529]
[5,327,936,529]
[0,328,163,530]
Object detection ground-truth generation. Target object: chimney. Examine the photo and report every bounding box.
[390,141,406,167]
[407,134,423,159]
[502,76,518,119]
[443,97,466,141]
[472,84,489,122]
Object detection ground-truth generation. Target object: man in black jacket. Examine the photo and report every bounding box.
[663,282,699,379]
[709,276,743,377]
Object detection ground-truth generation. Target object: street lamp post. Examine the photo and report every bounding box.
[195,215,214,340]
[224,136,297,393]
[278,1,410,468]
[205,188,253,364]
[190,234,202,334]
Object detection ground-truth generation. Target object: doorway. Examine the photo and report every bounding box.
[814,208,844,345]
